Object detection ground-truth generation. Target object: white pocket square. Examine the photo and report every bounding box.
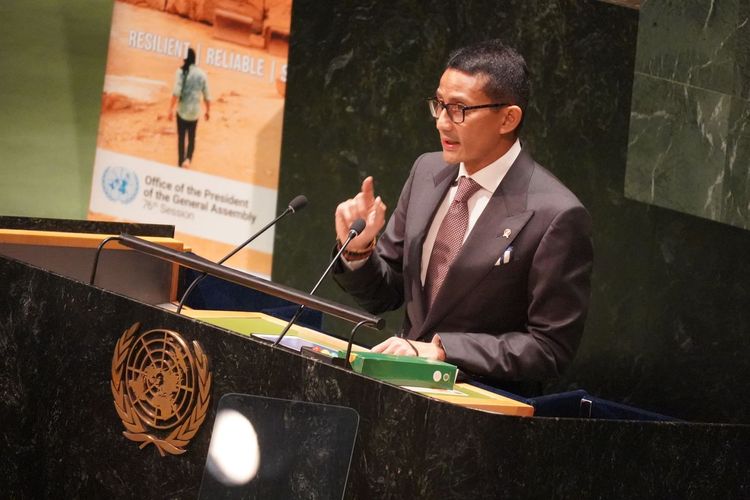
[494,246,513,266]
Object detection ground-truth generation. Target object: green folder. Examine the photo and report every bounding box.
[348,352,457,390]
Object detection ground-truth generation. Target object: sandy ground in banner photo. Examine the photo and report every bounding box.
[96,1,288,190]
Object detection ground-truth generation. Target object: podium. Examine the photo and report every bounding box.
[1,219,748,498]
[0,216,182,304]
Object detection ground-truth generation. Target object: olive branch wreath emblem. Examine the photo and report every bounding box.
[111,323,212,456]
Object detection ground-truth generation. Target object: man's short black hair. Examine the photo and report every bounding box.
[446,39,530,117]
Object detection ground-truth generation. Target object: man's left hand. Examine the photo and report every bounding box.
[372,336,445,361]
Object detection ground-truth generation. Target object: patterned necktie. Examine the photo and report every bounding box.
[424,176,482,307]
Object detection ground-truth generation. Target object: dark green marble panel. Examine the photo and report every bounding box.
[735,0,750,97]
[625,74,728,221]
[626,0,750,230]
[634,0,740,95]
[722,95,750,225]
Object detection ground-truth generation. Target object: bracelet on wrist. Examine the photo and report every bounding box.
[338,237,376,261]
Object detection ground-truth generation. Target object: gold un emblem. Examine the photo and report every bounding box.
[111,323,211,456]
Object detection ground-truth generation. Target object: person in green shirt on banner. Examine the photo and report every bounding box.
[168,48,211,168]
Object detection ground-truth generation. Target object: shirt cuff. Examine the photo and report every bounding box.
[432,334,447,361]
[340,255,368,271]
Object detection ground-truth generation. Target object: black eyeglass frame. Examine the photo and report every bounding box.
[426,97,510,124]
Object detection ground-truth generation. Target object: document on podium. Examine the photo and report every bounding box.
[252,333,339,356]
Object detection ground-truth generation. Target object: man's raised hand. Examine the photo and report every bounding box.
[335,176,387,251]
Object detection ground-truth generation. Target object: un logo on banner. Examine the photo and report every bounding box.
[102,166,139,204]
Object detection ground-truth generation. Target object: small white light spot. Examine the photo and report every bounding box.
[206,409,260,486]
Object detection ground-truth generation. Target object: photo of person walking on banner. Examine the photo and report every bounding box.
[168,47,211,168]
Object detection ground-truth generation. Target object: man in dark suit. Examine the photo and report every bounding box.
[333,40,593,393]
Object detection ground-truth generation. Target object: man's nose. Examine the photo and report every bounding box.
[435,107,453,131]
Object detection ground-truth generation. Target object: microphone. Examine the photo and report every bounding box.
[273,218,366,347]
[176,194,308,313]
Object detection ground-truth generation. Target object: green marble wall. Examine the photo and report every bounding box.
[626,0,750,229]
[273,0,750,423]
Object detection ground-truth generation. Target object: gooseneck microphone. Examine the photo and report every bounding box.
[273,218,366,347]
[176,194,308,313]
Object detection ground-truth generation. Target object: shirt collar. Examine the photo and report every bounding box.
[458,138,522,193]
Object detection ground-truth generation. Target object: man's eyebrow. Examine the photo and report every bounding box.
[435,90,472,104]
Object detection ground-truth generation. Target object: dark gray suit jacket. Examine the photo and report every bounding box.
[334,149,593,384]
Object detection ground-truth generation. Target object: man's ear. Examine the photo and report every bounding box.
[499,105,523,135]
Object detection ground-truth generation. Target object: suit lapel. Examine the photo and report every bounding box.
[417,150,536,338]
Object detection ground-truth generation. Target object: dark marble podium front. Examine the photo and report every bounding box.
[1,254,748,499]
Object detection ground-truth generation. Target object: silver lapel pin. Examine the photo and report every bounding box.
[503,228,512,239]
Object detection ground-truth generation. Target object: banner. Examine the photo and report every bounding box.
[89,0,292,277]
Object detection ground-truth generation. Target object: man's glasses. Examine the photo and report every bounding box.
[427,97,509,124]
